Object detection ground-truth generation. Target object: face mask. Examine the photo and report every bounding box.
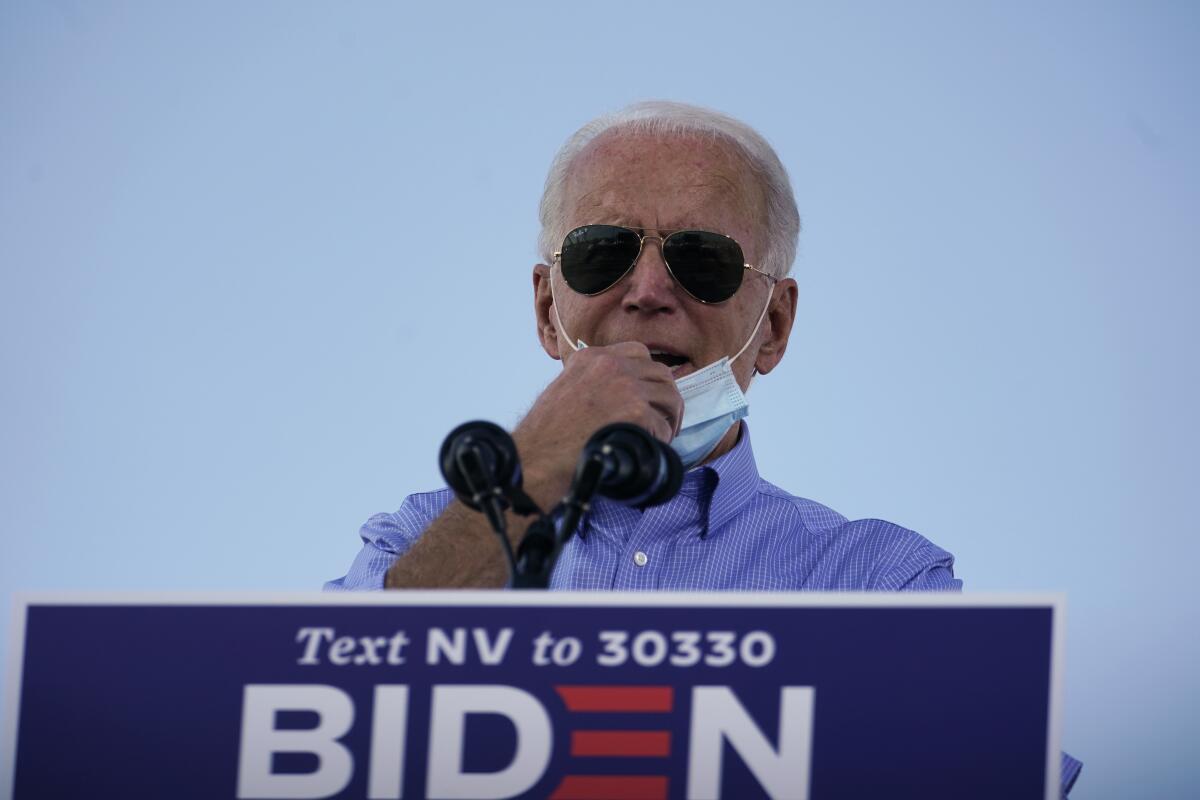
[670,356,750,467]
[551,270,773,468]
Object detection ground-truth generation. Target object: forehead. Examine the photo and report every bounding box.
[563,130,762,233]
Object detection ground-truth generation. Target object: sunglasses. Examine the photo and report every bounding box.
[554,224,772,304]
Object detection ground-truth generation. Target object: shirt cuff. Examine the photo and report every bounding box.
[1061,751,1083,797]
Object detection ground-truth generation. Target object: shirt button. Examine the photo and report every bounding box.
[633,551,649,567]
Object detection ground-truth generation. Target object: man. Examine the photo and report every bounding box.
[328,101,961,592]
[327,101,1079,791]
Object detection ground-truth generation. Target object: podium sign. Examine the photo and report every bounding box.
[5,592,1063,799]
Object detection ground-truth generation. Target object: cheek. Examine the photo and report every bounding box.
[554,292,606,343]
[712,293,768,359]
[689,310,737,357]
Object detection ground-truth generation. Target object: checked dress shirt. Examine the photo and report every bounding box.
[327,423,1082,795]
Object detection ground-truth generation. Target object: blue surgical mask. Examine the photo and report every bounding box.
[670,356,750,466]
[551,270,773,468]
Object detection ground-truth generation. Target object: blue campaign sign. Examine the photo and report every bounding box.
[4,592,1064,799]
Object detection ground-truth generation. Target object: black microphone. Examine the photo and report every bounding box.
[578,423,683,509]
[439,421,522,534]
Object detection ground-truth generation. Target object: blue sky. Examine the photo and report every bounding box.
[2,3,1198,795]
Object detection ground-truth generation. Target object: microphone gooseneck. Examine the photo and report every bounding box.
[580,422,684,508]
[440,422,522,508]
[437,420,682,590]
[555,423,684,551]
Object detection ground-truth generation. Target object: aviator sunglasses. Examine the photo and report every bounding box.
[554,224,772,304]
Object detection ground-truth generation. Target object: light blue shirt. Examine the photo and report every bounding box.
[326,423,1081,794]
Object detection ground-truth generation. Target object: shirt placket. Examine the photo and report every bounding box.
[609,500,695,589]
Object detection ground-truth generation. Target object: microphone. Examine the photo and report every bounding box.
[578,423,683,509]
[439,421,522,534]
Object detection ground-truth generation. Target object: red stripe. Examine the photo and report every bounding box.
[571,730,671,757]
[550,775,668,800]
[555,685,673,712]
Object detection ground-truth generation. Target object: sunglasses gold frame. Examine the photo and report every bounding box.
[553,225,774,304]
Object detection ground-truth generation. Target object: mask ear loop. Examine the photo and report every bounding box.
[730,279,777,371]
[549,264,585,352]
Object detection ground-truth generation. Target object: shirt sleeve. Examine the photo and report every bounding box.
[324,489,453,591]
[878,540,963,592]
[1061,751,1083,797]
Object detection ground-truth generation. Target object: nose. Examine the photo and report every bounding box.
[620,236,680,314]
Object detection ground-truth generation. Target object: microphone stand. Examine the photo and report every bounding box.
[449,444,568,590]
[553,451,605,551]
[505,485,558,590]
[510,452,606,589]
[453,443,519,580]
[510,513,558,589]
[439,420,679,590]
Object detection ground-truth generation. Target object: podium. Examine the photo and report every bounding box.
[5,592,1064,799]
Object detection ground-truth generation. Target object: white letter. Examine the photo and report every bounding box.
[295,628,334,665]
[367,685,409,799]
[531,631,554,666]
[550,637,582,666]
[329,637,356,666]
[237,684,354,799]
[427,628,466,665]
[472,627,514,665]
[386,631,411,665]
[427,685,551,799]
[686,686,815,800]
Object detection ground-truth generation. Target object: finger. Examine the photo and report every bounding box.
[638,407,675,443]
[607,340,652,360]
[643,383,685,439]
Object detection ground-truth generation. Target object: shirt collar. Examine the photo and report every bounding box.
[684,420,761,536]
[575,421,762,541]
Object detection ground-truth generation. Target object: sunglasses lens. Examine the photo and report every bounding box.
[663,230,745,303]
[559,225,642,294]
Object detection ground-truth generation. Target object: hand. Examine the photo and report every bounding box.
[513,342,683,507]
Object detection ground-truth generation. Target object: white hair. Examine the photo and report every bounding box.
[537,100,801,278]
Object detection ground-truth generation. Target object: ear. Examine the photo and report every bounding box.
[753,277,798,375]
[532,263,562,360]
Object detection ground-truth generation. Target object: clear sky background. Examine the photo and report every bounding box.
[2,2,1197,795]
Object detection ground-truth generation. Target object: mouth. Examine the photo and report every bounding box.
[648,348,691,377]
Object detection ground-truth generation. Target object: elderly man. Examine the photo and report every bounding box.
[327,100,1080,795]
[329,101,961,592]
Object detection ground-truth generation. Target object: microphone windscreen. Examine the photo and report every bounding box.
[584,423,683,509]
[439,420,521,509]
